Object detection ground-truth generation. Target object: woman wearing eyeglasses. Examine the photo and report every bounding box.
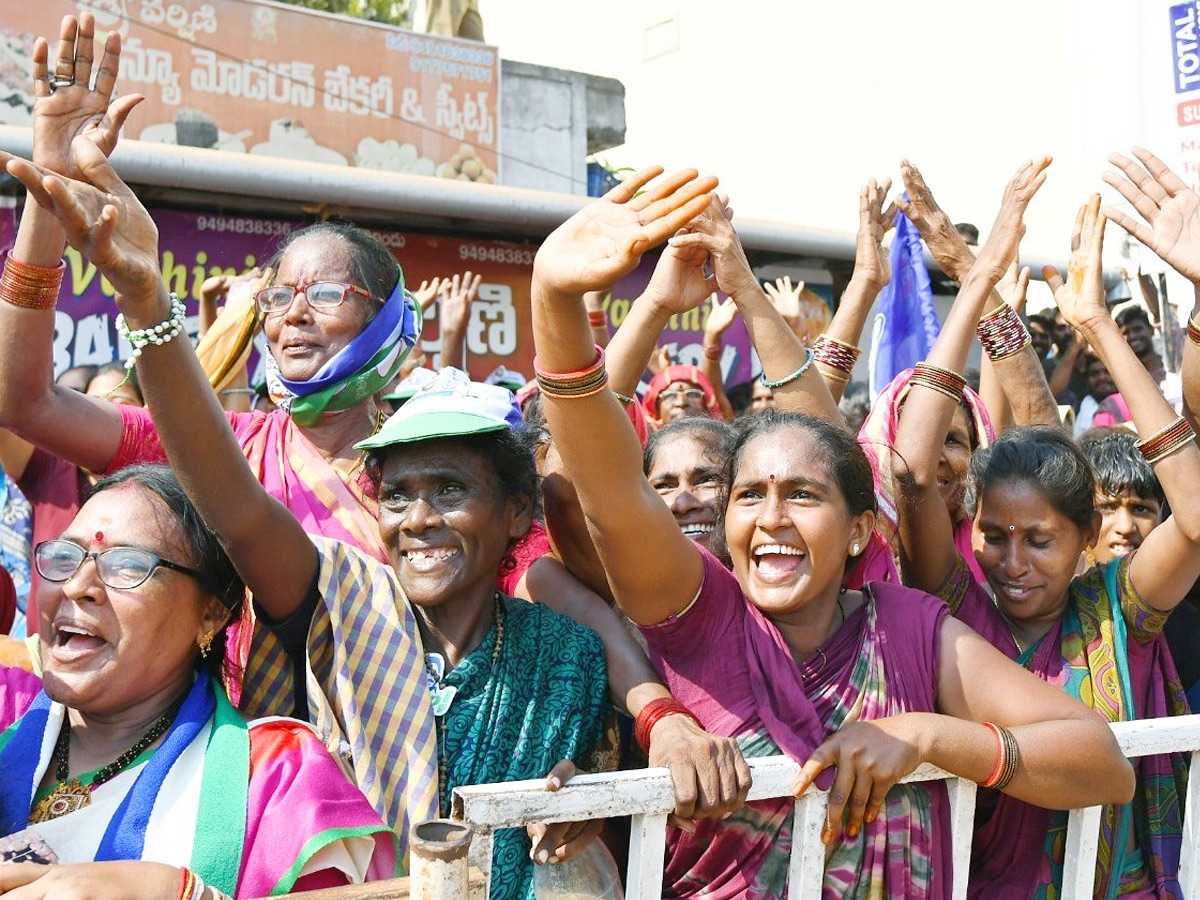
[0,16,435,852]
[0,465,397,900]
[642,366,725,427]
[0,15,754,855]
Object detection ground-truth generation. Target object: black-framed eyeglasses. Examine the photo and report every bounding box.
[34,540,202,591]
[255,281,374,315]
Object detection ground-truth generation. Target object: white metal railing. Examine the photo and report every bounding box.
[450,715,1200,900]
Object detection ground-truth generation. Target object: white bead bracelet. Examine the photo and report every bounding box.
[116,294,188,370]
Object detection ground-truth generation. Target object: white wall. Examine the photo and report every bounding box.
[489,1,1160,307]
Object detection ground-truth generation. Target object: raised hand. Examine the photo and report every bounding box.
[763,276,808,332]
[1044,194,1108,334]
[3,139,161,302]
[664,193,758,298]
[412,276,446,313]
[438,270,483,333]
[853,177,897,292]
[534,167,718,298]
[31,13,143,178]
[1103,147,1200,283]
[971,156,1052,285]
[895,159,975,281]
[640,196,735,316]
[997,257,1031,313]
[704,294,739,337]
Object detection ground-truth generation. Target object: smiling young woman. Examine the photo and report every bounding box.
[895,181,1200,899]
[529,168,1133,900]
[644,418,735,561]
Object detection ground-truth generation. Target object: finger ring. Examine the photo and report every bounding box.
[47,74,75,91]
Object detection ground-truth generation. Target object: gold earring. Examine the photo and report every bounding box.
[1084,546,1097,569]
[198,630,216,659]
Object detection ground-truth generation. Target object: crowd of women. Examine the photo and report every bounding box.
[0,12,1198,900]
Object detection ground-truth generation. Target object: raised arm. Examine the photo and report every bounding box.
[1103,147,1200,434]
[0,16,143,473]
[811,179,896,401]
[1054,190,1200,611]
[700,295,737,421]
[668,197,842,422]
[434,271,480,370]
[532,167,714,625]
[603,200,730,399]
[893,158,1051,593]
[897,161,1059,428]
[6,141,318,621]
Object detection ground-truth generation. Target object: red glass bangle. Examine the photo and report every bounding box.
[635,698,703,754]
[588,310,607,328]
[980,722,1007,788]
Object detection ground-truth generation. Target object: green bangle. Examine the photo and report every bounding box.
[759,347,816,389]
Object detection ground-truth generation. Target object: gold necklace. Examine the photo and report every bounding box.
[29,696,183,824]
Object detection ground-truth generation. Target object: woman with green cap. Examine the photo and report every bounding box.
[0,26,751,874]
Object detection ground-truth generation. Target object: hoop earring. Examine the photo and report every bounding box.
[198,630,216,659]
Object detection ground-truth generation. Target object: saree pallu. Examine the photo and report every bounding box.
[938,555,1188,900]
[103,408,439,858]
[850,368,996,590]
[0,673,397,897]
[641,549,953,900]
[238,538,439,864]
[439,595,609,900]
[107,404,387,562]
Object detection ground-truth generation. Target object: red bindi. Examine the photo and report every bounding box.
[95,531,104,543]
[769,474,776,483]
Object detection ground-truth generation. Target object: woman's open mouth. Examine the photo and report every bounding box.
[751,543,807,583]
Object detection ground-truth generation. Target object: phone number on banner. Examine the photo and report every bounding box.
[196,216,295,237]
[459,244,535,266]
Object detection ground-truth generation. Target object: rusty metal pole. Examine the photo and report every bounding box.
[410,819,473,900]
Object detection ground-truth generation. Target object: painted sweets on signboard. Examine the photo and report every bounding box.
[0,0,499,180]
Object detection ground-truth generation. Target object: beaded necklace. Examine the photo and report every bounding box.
[29,693,186,823]
[424,593,505,814]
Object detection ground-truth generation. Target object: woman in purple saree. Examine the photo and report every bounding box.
[525,164,1134,899]
[893,183,1200,900]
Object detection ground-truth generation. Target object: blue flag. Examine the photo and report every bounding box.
[868,199,941,399]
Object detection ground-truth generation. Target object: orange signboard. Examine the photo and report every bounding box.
[0,0,499,181]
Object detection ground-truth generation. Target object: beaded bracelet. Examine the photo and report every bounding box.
[115,294,188,370]
[909,362,966,402]
[759,347,816,389]
[635,698,704,754]
[980,722,1021,791]
[533,345,610,399]
[1136,416,1196,465]
[1,255,65,310]
[812,334,861,376]
[977,303,1032,361]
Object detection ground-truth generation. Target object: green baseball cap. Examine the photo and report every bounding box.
[356,366,524,450]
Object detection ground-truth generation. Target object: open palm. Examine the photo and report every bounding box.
[1103,148,1200,282]
[5,139,160,300]
[31,14,142,178]
[1046,195,1107,333]
[534,167,717,298]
